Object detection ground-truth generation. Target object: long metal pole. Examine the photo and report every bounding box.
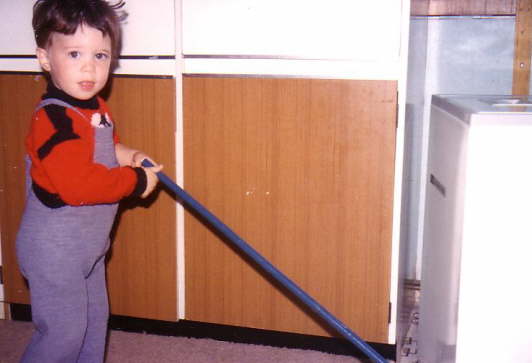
[142,160,388,363]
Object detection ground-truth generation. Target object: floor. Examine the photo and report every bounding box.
[0,319,364,363]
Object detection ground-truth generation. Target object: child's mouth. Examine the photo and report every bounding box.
[79,81,95,91]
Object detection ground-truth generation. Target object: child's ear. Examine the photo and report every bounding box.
[36,47,51,72]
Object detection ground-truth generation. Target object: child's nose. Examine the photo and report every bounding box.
[81,58,96,73]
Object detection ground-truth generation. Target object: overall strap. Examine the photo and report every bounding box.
[35,98,88,120]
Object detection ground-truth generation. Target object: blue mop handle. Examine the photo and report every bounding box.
[142,159,388,363]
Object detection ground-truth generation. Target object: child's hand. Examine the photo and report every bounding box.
[140,164,163,198]
[132,151,157,168]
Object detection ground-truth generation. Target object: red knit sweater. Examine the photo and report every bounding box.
[26,86,145,207]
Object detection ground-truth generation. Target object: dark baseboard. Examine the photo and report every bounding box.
[10,303,395,361]
[10,303,32,322]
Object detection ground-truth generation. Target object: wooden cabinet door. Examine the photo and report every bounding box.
[0,74,177,321]
[0,74,45,305]
[105,77,177,321]
[183,77,396,343]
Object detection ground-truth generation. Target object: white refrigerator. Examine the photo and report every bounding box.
[419,95,532,363]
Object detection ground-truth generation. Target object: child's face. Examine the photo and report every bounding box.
[36,25,112,100]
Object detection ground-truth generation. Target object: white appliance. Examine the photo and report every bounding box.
[418,95,532,363]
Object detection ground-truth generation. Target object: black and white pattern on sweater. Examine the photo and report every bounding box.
[91,112,113,128]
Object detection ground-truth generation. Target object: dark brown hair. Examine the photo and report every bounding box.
[33,0,126,63]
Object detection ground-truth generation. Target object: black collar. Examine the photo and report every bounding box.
[42,84,99,110]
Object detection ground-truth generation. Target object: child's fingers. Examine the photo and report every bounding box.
[131,151,146,167]
[140,166,161,198]
[148,164,163,173]
[132,152,160,168]
[138,156,161,168]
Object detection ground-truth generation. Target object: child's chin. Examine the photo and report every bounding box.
[72,90,98,100]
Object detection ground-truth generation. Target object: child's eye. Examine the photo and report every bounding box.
[68,51,80,58]
[95,53,109,60]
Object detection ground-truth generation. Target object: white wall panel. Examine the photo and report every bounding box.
[183,57,399,80]
[120,0,176,56]
[0,0,175,56]
[182,0,402,61]
[0,0,176,74]
[114,59,176,75]
[0,1,36,55]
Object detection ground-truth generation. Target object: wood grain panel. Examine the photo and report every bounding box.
[411,0,516,16]
[105,77,177,321]
[0,75,177,321]
[0,74,46,304]
[183,77,397,343]
[513,0,532,95]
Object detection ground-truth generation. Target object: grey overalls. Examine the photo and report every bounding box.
[16,98,118,363]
